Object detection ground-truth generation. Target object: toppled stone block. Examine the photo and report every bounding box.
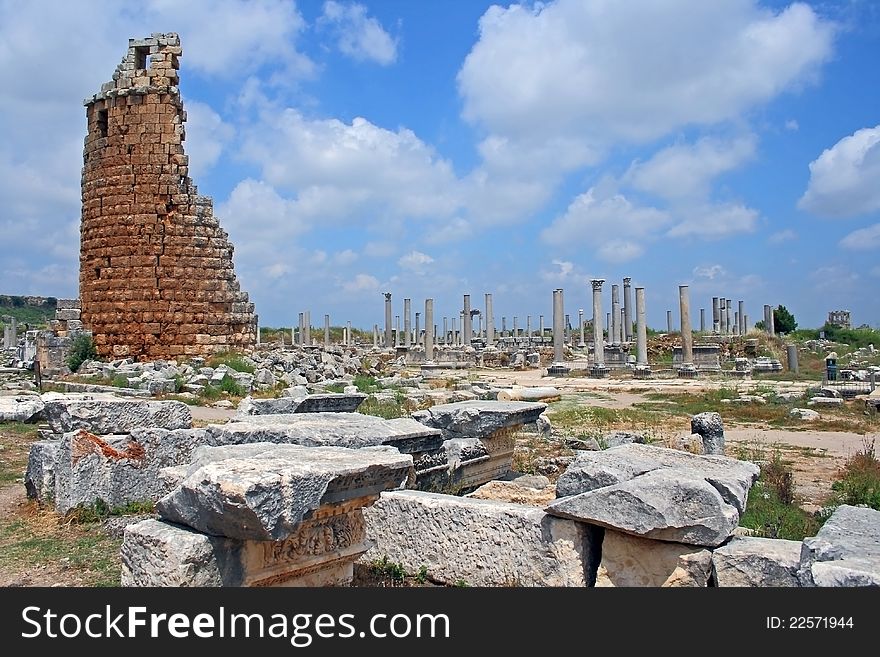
[43,396,192,435]
[213,413,442,456]
[362,490,589,586]
[808,397,844,407]
[595,528,713,587]
[156,444,413,541]
[24,440,57,502]
[691,411,724,455]
[549,469,740,547]
[789,408,820,421]
[467,475,555,506]
[52,427,209,514]
[549,444,758,547]
[798,505,880,586]
[0,395,45,423]
[602,431,646,448]
[411,400,547,439]
[712,536,802,587]
[122,513,369,587]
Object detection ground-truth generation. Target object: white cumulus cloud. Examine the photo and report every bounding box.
[398,250,435,271]
[799,124,880,218]
[319,1,398,65]
[839,223,880,251]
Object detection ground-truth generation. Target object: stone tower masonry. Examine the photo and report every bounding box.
[80,34,255,359]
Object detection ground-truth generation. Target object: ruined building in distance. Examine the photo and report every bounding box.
[80,33,256,360]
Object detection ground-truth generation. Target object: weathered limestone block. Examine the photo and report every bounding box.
[798,505,880,586]
[43,396,192,435]
[0,395,45,423]
[555,443,758,515]
[122,513,368,587]
[595,528,713,587]
[712,536,802,587]
[156,444,413,541]
[789,408,820,421]
[691,411,724,455]
[548,469,740,547]
[234,393,366,418]
[411,400,547,439]
[467,475,555,506]
[211,413,442,456]
[52,427,209,513]
[24,440,57,502]
[362,490,589,587]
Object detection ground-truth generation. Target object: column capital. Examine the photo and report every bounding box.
[623,277,631,286]
[590,279,605,291]
[383,292,392,301]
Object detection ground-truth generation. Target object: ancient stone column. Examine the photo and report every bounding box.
[700,308,705,332]
[425,299,434,362]
[606,312,610,336]
[526,315,532,343]
[394,315,400,347]
[443,317,448,344]
[719,301,727,335]
[591,280,606,374]
[304,311,311,346]
[324,314,331,345]
[414,312,421,346]
[513,316,519,339]
[564,313,571,344]
[787,344,798,373]
[373,324,378,348]
[667,310,673,334]
[635,287,648,369]
[552,289,564,363]
[485,293,495,346]
[298,312,304,346]
[712,297,720,333]
[384,293,393,348]
[255,315,260,346]
[462,295,472,345]
[679,285,694,377]
[539,315,545,339]
[726,300,732,334]
[346,321,352,346]
[611,285,621,345]
[578,308,585,347]
[738,300,745,335]
[623,277,633,342]
[403,298,411,348]
[733,312,739,336]
[502,316,507,337]
[743,315,749,333]
[769,306,776,336]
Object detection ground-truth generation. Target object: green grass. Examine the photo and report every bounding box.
[353,374,379,393]
[205,351,255,374]
[65,499,155,524]
[359,395,415,419]
[829,438,880,510]
[0,505,122,586]
[0,422,37,484]
[739,452,824,540]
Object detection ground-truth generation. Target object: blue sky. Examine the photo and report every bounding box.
[1,0,879,332]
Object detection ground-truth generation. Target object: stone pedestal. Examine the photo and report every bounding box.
[633,365,652,379]
[590,364,610,379]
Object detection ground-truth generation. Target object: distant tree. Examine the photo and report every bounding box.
[773,306,797,334]
[754,320,765,331]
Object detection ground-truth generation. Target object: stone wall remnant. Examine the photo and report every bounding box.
[80,34,255,360]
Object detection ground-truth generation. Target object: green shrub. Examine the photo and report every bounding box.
[829,439,880,510]
[218,374,246,397]
[740,483,822,540]
[206,352,255,373]
[66,334,98,373]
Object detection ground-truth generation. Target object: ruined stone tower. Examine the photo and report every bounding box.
[80,33,255,360]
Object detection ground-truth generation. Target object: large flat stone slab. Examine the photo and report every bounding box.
[121,513,369,587]
[156,444,413,541]
[214,413,442,455]
[411,400,547,439]
[361,490,589,587]
[0,395,45,423]
[234,393,367,418]
[595,528,713,587]
[798,505,880,586]
[43,396,192,434]
[555,443,759,514]
[713,537,802,587]
[548,468,740,547]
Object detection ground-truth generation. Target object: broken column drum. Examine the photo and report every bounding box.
[485,293,495,346]
[424,299,434,361]
[384,293,393,347]
[611,285,621,345]
[80,34,255,359]
[590,279,608,378]
[623,277,633,342]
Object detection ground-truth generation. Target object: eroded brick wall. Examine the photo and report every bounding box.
[80,33,255,360]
